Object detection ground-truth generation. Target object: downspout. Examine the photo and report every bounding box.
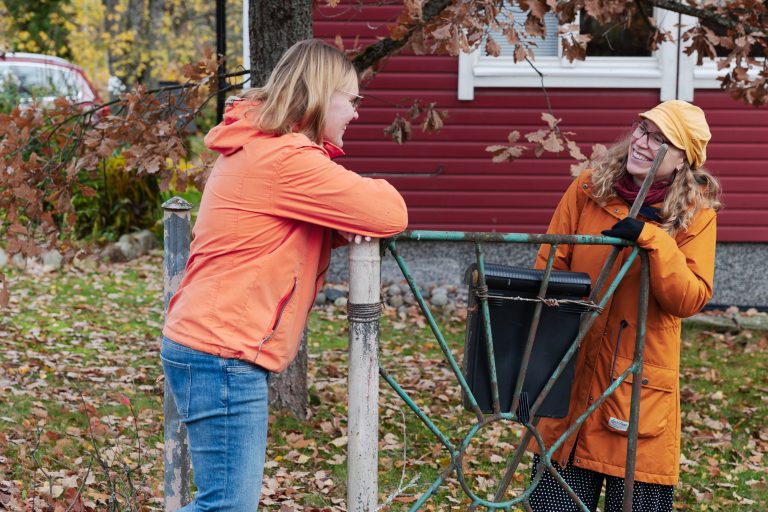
[242,0,250,88]
[675,13,682,99]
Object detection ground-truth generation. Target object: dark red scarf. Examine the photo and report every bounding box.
[614,173,671,206]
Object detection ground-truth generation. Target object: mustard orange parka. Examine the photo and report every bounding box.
[533,170,716,485]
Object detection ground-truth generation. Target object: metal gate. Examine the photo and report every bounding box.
[345,231,650,511]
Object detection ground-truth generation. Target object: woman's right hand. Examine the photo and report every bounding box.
[338,230,372,244]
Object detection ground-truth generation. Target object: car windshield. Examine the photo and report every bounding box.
[0,63,82,100]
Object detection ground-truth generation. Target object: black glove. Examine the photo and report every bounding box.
[602,217,644,242]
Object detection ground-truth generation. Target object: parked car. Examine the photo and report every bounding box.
[0,52,103,109]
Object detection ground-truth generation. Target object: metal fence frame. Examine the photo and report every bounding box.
[367,231,649,511]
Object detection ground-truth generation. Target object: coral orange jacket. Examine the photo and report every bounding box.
[533,170,716,485]
[163,100,408,372]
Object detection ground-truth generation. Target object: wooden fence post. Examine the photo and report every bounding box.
[161,197,192,510]
[347,240,381,511]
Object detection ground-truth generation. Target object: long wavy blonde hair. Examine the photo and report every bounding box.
[590,134,722,233]
[242,39,357,144]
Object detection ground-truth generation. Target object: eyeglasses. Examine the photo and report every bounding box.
[631,121,670,151]
[338,90,363,110]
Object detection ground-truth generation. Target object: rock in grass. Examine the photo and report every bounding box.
[430,294,449,307]
[116,234,143,261]
[41,250,63,272]
[386,284,402,297]
[325,288,347,302]
[135,230,158,253]
[388,294,404,308]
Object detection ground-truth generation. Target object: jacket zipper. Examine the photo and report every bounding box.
[256,277,297,359]
[609,319,629,381]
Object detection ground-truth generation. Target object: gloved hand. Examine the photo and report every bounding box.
[602,217,644,242]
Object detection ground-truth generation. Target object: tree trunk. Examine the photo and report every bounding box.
[248,0,313,87]
[268,329,309,419]
[248,0,312,417]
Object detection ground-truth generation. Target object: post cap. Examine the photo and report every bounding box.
[162,197,193,211]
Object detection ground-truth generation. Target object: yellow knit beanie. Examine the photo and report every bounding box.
[639,100,711,169]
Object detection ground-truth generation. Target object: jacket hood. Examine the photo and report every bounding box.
[204,98,345,158]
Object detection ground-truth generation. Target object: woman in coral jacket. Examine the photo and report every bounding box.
[161,39,407,511]
[529,101,721,512]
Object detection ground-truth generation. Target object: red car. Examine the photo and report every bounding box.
[0,52,103,109]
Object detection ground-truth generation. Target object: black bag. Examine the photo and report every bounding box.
[462,263,592,418]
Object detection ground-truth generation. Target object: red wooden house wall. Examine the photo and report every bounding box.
[314,4,768,243]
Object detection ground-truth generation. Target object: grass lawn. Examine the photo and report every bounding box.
[0,252,766,510]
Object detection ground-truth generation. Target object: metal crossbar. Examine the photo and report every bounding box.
[374,231,649,511]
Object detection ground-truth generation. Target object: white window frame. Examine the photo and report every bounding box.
[458,8,680,101]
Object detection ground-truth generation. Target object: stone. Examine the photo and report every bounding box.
[116,234,142,261]
[41,250,63,272]
[324,288,347,302]
[431,286,450,299]
[334,296,348,308]
[101,244,127,263]
[73,254,98,272]
[403,292,416,305]
[12,253,27,268]
[388,295,404,308]
[134,230,157,253]
[314,292,327,306]
[386,284,402,297]
[0,248,7,268]
[430,294,449,307]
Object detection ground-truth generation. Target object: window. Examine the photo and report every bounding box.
[458,4,680,100]
[580,10,654,57]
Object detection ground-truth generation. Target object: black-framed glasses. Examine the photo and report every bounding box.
[338,90,363,110]
[631,121,670,151]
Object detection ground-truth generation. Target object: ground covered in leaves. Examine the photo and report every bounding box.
[1,252,766,511]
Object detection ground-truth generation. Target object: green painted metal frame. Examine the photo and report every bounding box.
[379,230,651,511]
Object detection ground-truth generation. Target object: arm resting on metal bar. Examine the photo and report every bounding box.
[632,210,716,318]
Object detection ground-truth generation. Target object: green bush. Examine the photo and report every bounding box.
[72,156,163,243]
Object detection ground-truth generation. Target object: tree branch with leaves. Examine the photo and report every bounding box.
[2,0,767,301]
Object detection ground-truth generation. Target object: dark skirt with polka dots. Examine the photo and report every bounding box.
[528,454,673,512]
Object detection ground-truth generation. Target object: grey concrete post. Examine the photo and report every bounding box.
[347,240,381,511]
[162,197,192,510]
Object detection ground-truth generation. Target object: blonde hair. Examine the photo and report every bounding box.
[590,134,722,233]
[242,39,357,144]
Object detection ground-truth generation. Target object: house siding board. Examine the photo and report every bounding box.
[314,10,768,242]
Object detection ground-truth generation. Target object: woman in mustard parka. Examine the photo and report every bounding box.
[529,101,721,511]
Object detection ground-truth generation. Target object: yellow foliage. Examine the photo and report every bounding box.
[78,0,242,87]
[1,0,243,94]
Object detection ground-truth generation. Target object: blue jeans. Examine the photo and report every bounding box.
[161,337,270,511]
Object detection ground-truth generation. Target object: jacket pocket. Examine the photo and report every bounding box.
[257,277,297,357]
[601,355,676,438]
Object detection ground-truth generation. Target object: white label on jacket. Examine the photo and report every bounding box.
[608,417,629,432]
